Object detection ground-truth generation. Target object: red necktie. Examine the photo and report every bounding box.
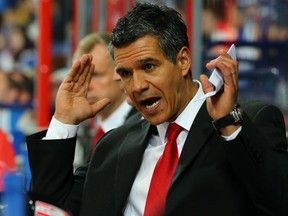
[144,123,183,216]
[90,127,105,156]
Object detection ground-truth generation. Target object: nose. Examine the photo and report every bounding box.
[131,72,149,93]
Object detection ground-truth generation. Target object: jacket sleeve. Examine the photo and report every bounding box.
[225,103,288,216]
[26,130,87,216]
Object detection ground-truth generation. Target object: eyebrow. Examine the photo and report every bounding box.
[116,57,160,74]
[137,57,160,65]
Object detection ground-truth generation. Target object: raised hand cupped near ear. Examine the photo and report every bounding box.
[54,54,111,125]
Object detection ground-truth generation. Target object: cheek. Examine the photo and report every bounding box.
[124,87,135,103]
[120,80,130,92]
[160,81,179,106]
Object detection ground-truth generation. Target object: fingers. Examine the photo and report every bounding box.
[206,52,238,91]
[77,57,93,87]
[206,54,237,76]
[84,63,94,95]
[64,54,94,93]
[68,54,93,82]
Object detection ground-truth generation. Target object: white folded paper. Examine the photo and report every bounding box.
[198,44,237,99]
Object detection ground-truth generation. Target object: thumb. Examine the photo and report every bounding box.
[199,74,214,94]
[91,98,111,115]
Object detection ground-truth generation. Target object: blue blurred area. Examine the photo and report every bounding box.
[0,0,16,12]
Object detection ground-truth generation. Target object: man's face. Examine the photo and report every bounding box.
[114,36,191,125]
[87,44,123,105]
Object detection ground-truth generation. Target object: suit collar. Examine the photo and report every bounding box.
[156,81,205,143]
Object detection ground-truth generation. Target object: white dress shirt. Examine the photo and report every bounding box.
[97,100,133,133]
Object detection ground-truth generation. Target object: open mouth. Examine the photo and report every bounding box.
[141,97,160,109]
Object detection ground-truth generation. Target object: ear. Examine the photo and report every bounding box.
[176,47,191,76]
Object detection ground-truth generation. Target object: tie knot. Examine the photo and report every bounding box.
[166,123,183,142]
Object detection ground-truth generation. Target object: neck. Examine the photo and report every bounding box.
[99,95,126,120]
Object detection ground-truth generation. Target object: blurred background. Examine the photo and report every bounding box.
[0,0,287,190]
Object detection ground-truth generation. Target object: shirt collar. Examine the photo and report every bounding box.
[98,101,133,132]
[157,80,206,144]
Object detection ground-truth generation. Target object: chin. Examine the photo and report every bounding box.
[143,114,166,126]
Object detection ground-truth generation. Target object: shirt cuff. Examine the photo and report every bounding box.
[43,116,79,140]
[221,126,242,141]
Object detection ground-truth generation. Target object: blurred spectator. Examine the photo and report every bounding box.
[201,7,218,44]
[0,70,16,104]
[0,32,14,72]
[237,0,262,41]
[202,0,238,58]
[7,70,34,105]
[8,71,36,136]
[72,32,137,168]
[0,0,36,73]
[0,70,35,136]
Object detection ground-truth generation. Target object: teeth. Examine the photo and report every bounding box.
[146,100,159,109]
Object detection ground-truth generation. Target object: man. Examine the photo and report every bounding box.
[27,3,288,216]
[72,33,137,161]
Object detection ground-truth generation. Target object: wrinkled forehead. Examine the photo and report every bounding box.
[114,36,165,68]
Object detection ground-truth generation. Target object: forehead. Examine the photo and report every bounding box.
[114,36,165,68]
[90,44,113,65]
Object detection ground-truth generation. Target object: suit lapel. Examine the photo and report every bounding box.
[115,120,154,212]
[172,102,214,184]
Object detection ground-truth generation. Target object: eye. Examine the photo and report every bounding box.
[144,64,155,71]
[118,70,132,78]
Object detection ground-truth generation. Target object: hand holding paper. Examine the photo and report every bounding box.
[199,44,237,100]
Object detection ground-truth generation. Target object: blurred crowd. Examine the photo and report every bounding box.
[0,0,70,189]
[202,0,288,43]
[0,0,35,186]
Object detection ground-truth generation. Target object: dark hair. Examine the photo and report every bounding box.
[110,3,189,64]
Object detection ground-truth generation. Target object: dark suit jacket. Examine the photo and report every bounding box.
[27,99,288,216]
[77,106,139,163]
